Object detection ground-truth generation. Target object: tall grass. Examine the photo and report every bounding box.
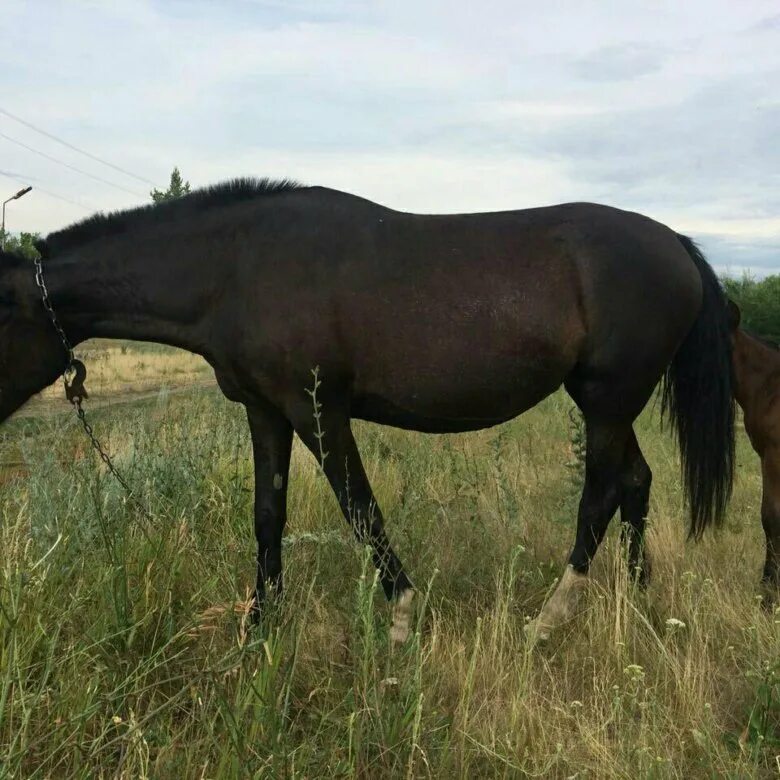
[0,385,778,777]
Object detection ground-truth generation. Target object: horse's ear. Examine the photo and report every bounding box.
[727,299,741,331]
[33,238,50,258]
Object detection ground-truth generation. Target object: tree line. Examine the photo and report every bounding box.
[3,170,779,342]
[722,275,780,344]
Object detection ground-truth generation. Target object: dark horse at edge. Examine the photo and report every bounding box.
[0,179,735,641]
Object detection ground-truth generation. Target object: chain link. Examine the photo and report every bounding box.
[73,399,136,495]
[34,255,75,367]
[34,256,150,520]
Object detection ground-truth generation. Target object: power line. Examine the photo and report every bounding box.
[0,106,159,188]
[0,171,93,212]
[0,130,146,198]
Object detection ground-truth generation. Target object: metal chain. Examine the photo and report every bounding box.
[33,256,150,520]
[31,259,252,555]
[72,398,135,495]
[34,255,75,367]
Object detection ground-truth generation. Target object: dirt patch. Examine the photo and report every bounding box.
[11,377,218,419]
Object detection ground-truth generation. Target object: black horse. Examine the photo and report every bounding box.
[0,179,734,640]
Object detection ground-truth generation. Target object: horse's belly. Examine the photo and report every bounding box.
[351,360,568,433]
[351,395,521,432]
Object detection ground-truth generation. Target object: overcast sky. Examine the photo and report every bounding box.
[1,1,778,275]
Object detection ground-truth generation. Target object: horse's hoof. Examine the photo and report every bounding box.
[390,589,415,645]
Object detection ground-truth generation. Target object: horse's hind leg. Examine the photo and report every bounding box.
[293,411,415,641]
[527,415,633,639]
[568,418,634,578]
[619,432,652,584]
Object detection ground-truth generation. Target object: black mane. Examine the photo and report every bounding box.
[42,177,303,256]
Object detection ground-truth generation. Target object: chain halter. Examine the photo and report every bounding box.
[34,255,136,497]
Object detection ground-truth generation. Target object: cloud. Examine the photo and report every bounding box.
[748,13,780,33]
[403,69,780,233]
[573,44,668,82]
[700,234,780,278]
[0,170,35,181]
[0,0,778,279]
[534,77,780,217]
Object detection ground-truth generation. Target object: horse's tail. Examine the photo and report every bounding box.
[661,234,735,538]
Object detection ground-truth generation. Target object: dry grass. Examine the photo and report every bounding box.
[33,340,212,406]
[0,345,778,777]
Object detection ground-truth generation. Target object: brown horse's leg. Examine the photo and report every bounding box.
[247,403,293,613]
[294,414,414,640]
[527,417,631,639]
[760,446,780,592]
[619,431,652,584]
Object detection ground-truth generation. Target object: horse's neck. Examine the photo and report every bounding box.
[45,246,214,355]
[732,330,778,411]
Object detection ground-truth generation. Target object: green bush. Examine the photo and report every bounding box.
[723,275,780,343]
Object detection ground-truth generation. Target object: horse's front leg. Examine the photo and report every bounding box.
[292,407,415,643]
[760,446,780,598]
[246,402,293,615]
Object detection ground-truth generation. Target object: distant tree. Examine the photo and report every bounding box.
[0,229,41,260]
[150,167,191,203]
[723,274,780,343]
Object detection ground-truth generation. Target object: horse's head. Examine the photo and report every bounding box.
[0,249,68,421]
[727,299,741,333]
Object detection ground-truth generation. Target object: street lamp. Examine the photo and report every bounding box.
[1,186,33,250]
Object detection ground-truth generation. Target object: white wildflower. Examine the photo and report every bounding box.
[624,664,645,682]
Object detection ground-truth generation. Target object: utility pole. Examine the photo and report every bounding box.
[1,186,32,250]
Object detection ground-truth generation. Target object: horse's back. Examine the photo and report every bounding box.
[226,193,704,428]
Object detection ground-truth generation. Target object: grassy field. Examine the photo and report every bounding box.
[26,340,213,413]
[0,345,778,778]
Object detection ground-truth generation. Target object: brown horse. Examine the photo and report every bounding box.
[0,180,735,640]
[728,300,780,593]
